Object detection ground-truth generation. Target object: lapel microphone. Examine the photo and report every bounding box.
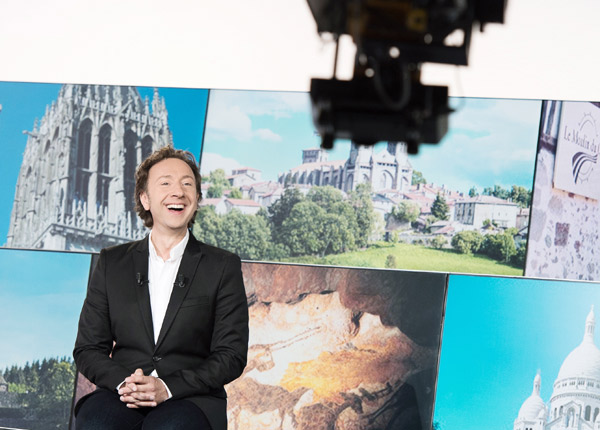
[136,273,148,287]
[175,274,186,288]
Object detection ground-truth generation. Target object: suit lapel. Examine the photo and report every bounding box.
[131,237,155,345]
[155,234,203,350]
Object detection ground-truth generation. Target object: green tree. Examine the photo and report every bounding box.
[385,254,397,268]
[483,184,511,200]
[8,381,28,394]
[482,232,517,262]
[306,186,361,254]
[208,168,229,187]
[511,244,527,268]
[31,358,75,429]
[348,183,375,248]
[493,185,510,200]
[391,201,420,224]
[4,364,26,387]
[228,188,243,199]
[510,185,531,207]
[23,361,40,394]
[412,170,427,185]
[430,235,447,249]
[451,230,484,255]
[468,186,478,197]
[207,183,224,198]
[268,187,305,241]
[278,198,357,257]
[270,185,367,255]
[193,206,223,246]
[280,201,327,256]
[205,169,230,198]
[217,210,271,260]
[431,194,449,220]
[320,211,357,255]
[306,186,344,211]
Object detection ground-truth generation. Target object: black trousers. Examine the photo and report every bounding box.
[75,389,212,430]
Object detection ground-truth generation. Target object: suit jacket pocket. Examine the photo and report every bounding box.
[180,296,209,308]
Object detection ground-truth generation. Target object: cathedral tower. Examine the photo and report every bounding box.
[6,84,173,251]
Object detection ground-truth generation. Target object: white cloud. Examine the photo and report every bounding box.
[210,89,309,118]
[206,103,253,141]
[254,128,282,142]
[200,152,242,175]
[205,89,305,142]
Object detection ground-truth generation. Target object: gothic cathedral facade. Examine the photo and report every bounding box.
[6,84,172,251]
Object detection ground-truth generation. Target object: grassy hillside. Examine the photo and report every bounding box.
[284,242,523,276]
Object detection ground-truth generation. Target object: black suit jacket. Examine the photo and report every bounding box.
[73,234,249,430]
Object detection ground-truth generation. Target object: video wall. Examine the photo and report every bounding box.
[0,81,599,429]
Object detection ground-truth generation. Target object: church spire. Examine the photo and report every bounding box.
[533,371,541,396]
[584,305,596,343]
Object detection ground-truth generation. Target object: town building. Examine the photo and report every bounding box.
[6,84,172,251]
[454,195,519,229]
[228,167,262,188]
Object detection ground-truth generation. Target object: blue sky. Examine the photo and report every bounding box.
[201,89,541,193]
[0,82,208,245]
[434,274,600,430]
[0,248,91,370]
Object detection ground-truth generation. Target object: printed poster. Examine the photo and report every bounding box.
[553,101,600,199]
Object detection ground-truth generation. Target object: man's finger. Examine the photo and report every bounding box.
[126,400,157,408]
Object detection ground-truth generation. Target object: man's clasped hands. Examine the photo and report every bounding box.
[118,368,169,408]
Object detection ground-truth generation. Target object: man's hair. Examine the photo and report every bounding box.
[134,146,203,229]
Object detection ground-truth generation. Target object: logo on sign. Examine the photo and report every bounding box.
[563,112,599,184]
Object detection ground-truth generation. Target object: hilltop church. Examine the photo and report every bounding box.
[278,141,413,194]
[6,84,172,251]
[514,307,600,430]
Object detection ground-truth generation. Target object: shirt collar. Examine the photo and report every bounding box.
[148,230,189,262]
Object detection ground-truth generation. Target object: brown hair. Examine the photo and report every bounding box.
[134,146,202,228]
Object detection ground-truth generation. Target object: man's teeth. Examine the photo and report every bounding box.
[167,204,185,210]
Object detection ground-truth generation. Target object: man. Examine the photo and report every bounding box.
[73,146,248,430]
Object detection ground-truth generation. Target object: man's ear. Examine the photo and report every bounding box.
[140,192,150,211]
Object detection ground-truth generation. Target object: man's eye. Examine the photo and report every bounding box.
[161,182,170,186]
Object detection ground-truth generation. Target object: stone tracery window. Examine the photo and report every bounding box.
[97,124,112,212]
[141,135,153,162]
[98,125,111,175]
[379,171,393,189]
[44,140,53,182]
[345,174,354,192]
[123,129,138,215]
[75,119,93,204]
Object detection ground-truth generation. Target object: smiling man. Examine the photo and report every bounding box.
[73,146,249,430]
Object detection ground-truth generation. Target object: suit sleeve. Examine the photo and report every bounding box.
[73,249,132,390]
[160,253,249,398]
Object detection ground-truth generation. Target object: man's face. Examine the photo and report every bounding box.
[140,158,199,236]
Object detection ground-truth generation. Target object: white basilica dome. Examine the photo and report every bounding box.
[518,373,546,421]
[556,307,600,381]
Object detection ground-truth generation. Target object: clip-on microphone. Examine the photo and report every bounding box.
[175,274,186,288]
[136,273,147,287]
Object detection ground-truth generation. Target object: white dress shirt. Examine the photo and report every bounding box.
[147,229,189,345]
[117,230,189,397]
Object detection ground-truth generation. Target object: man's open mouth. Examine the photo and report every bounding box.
[167,204,185,212]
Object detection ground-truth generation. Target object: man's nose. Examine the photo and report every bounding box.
[171,184,184,196]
